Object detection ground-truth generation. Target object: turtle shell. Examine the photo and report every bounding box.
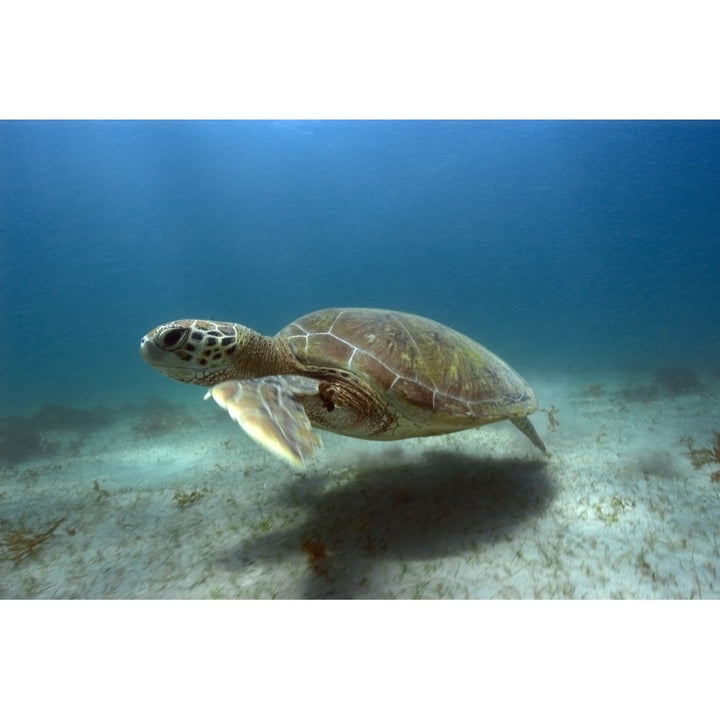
[278,308,537,430]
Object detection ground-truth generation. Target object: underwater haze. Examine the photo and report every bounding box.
[1,120,720,413]
[3,120,720,600]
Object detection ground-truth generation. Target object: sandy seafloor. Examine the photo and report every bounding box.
[2,369,720,599]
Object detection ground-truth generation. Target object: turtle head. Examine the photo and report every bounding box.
[140,319,247,386]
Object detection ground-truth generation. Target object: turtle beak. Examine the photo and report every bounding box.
[140,334,172,369]
[140,332,211,384]
[140,334,158,362]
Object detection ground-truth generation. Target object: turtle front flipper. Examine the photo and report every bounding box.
[205,375,322,468]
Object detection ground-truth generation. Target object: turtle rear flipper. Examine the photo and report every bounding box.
[206,376,321,468]
[510,416,547,454]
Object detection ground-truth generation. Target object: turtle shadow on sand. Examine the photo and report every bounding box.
[218,450,554,598]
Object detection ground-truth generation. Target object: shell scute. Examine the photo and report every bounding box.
[279,307,534,419]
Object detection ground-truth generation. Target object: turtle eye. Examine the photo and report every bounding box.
[159,327,187,349]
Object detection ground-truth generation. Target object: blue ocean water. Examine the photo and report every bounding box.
[3,120,720,600]
[1,120,719,413]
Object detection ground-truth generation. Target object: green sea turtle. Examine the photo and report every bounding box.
[140,308,546,467]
